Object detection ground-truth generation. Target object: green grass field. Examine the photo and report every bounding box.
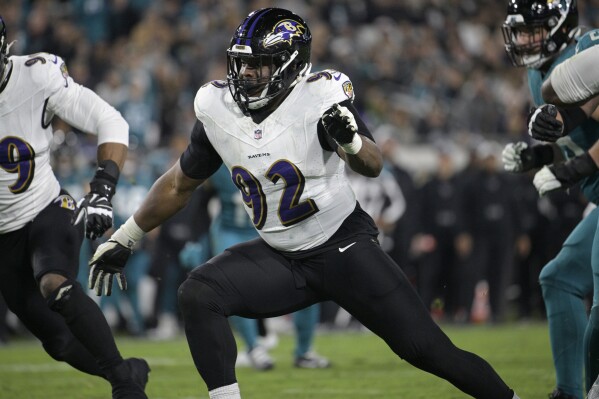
[0,322,555,399]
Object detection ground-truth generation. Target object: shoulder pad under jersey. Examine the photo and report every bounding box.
[305,69,355,105]
[576,29,599,54]
[194,80,230,121]
[20,53,71,95]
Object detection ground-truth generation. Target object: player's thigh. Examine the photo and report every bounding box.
[0,226,72,340]
[188,238,320,318]
[0,225,32,305]
[28,191,83,280]
[323,238,443,348]
[540,207,597,296]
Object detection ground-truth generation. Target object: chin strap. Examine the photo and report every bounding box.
[246,59,311,111]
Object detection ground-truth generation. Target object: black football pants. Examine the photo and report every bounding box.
[178,236,514,398]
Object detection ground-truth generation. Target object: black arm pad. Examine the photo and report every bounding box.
[90,159,120,200]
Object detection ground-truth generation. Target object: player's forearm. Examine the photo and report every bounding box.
[133,164,204,232]
[97,142,127,170]
[341,137,383,177]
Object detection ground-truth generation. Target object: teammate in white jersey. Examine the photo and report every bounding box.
[90,8,520,399]
[0,17,149,398]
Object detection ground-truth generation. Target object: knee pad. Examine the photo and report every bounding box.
[41,334,73,362]
[540,252,591,300]
[178,278,225,319]
[539,256,565,288]
[46,279,83,312]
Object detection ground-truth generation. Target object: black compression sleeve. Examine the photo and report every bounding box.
[180,120,223,179]
[530,145,555,166]
[557,106,588,132]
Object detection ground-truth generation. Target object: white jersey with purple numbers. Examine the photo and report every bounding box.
[0,52,100,233]
[194,70,358,251]
[0,52,128,233]
[0,54,67,233]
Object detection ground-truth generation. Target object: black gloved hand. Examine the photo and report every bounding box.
[321,103,358,145]
[501,142,555,173]
[527,104,564,142]
[533,152,598,195]
[72,160,120,240]
[88,238,131,296]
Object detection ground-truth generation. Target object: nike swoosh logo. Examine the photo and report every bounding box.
[338,242,356,253]
[56,285,73,301]
[334,73,342,81]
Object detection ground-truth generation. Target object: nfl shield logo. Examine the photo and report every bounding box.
[254,129,263,140]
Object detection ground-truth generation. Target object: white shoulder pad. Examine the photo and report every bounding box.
[194,80,229,121]
[305,69,355,107]
[20,53,74,98]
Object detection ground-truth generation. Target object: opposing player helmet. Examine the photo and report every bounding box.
[0,16,8,84]
[502,0,578,68]
[227,8,312,114]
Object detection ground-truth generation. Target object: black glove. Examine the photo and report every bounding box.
[72,160,120,240]
[321,103,358,145]
[551,152,598,187]
[527,104,564,142]
[88,239,131,296]
[501,142,555,173]
[533,152,598,195]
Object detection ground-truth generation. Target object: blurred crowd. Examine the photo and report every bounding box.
[1,0,599,342]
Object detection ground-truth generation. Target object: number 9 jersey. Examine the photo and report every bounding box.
[0,53,128,233]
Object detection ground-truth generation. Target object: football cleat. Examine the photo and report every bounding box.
[294,351,331,369]
[547,388,576,399]
[111,358,150,399]
[257,332,279,350]
[126,358,151,391]
[248,346,275,371]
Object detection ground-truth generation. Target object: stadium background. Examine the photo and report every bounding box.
[1,0,599,397]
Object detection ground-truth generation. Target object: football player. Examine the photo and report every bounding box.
[537,33,599,399]
[206,164,330,370]
[91,8,519,399]
[501,1,599,398]
[0,16,149,398]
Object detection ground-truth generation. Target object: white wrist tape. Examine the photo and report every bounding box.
[112,216,145,248]
[340,134,363,155]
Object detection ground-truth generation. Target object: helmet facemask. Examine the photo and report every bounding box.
[226,8,312,115]
[502,18,553,68]
[227,46,308,114]
[502,0,578,69]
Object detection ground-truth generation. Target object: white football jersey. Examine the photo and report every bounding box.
[194,70,358,251]
[0,52,128,234]
[0,54,87,233]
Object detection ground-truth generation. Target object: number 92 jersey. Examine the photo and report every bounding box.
[190,69,359,252]
[0,54,68,233]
